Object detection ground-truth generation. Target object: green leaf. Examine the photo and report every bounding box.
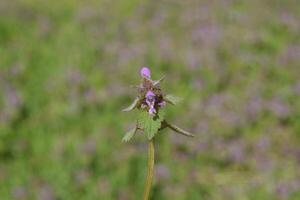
[138,111,164,140]
[153,76,165,86]
[165,121,194,137]
[164,94,182,105]
[122,127,137,142]
[122,97,139,112]
[157,110,165,121]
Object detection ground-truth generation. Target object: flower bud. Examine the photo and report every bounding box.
[140,67,151,78]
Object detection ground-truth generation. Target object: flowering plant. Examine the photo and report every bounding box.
[123,67,194,141]
[122,67,194,200]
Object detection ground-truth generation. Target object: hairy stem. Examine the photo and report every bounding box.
[142,139,155,200]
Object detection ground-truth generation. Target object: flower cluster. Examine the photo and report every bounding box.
[139,67,166,115]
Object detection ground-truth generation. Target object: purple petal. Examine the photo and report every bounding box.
[149,107,156,115]
[140,67,151,78]
[146,99,155,109]
[146,90,155,99]
[146,99,151,107]
[158,101,166,108]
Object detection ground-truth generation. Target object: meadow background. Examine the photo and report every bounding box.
[0,0,300,199]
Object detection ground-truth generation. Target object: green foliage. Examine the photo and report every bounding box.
[165,121,194,137]
[153,76,166,86]
[122,97,139,112]
[122,127,137,142]
[164,94,183,105]
[138,111,165,140]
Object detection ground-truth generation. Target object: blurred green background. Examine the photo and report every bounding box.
[0,0,300,199]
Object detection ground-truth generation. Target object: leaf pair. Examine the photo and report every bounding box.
[123,118,194,142]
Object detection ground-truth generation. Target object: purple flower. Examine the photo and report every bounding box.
[146,91,155,107]
[140,67,151,78]
[145,90,156,115]
[146,90,155,99]
[149,107,156,115]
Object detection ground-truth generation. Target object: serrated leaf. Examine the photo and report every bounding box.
[122,97,139,112]
[138,111,164,140]
[164,95,182,105]
[122,127,137,142]
[165,121,195,137]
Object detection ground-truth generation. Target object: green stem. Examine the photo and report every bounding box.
[142,139,155,200]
